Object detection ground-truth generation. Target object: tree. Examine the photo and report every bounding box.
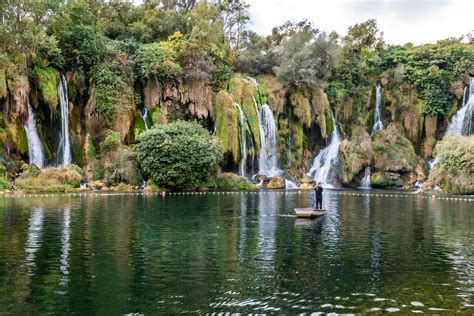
[273,31,340,89]
[217,0,250,48]
[137,121,223,189]
[343,19,384,56]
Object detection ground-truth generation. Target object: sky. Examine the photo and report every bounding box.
[246,0,474,45]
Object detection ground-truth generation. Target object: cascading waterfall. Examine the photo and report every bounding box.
[235,103,251,176]
[308,109,342,187]
[360,83,385,188]
[371,83,384,136]
[141,107,149,130]
[57,75,71,165]
[24,102,46,168]
[250,80,297,188]
[256,102,280,176]
[426,77,472,181]
[446,77,474,136]
[360,167,372,188]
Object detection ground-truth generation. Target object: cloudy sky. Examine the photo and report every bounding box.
[246,0,473,44]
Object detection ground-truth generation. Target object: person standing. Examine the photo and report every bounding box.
[314,182,323,209]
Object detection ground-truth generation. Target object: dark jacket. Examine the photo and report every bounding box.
[315,186,323,199]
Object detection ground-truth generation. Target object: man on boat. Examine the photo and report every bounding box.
[314,182,323,209]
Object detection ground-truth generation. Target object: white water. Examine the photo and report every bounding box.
[446,78,473,136]
[360,166,372,188]
[256,101,280,177]
[235,103,250,176]
[252,94,297,188]
[24,102,46,168]
[371,83,384,136]
[58,75,71,165]
[308,109,342,187]
[25,208,44,274]
[141,107,149,130]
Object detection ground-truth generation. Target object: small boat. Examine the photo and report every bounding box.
[294,208,326,218]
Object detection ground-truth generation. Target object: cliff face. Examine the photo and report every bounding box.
[0,67,470,189]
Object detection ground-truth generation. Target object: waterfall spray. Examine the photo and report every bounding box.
[58,75,71,165]
[24,102,46,168]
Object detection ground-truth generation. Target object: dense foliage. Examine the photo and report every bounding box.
[137,121,223,189]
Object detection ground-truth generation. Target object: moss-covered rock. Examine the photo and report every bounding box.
[339,127,374,185]
[257,74,286,114]
[422,114,437,158]
[229,75,261,150]
[383,81,424,152]
[290,91,312,128]
[215,90,240,163]
[267,176,285,189]
[311,86,329,139]
[372,124,417,173]
[33,66,59,112]
[371,171,403,188]
[0,69,7,99]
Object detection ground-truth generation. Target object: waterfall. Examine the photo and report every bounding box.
[256,101,280,177]
[371,83,384,136]
[235,102,251,176]
[57,75,71,165]
[360,166,371,188]
[247,77,297,188]
[24,102,46,168]
[308,109,342,187]
[446,77,474,136]
[141,107,149,130]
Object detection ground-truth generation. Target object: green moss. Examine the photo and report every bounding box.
[203,173,256,190]
[325,109,334,137]
[290,92,312,128]
[34,66,59,111]
[215,90,240,162]
[67,80,77,100]
[151,107,167,125]
[371,172,402,188]
[0,69,7,99]
[87,137,97,158]
[100,130,121,155]
[289,118,304,167]
[71,137,84,167]
[131,115,146,143]
[19,128,29,155]
[278,117,290,167]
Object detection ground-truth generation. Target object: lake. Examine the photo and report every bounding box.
[0,190,473,314]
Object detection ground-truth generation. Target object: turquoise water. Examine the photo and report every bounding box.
[0,190,473,313]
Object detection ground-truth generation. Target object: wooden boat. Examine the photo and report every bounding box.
[294,208,326,218]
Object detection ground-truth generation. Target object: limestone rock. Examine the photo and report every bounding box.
[339,127,373,185]
[267,176,285,189]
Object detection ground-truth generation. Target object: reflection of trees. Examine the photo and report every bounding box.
[431,199,474,309]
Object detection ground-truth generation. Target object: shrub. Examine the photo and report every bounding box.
[99,130,121,155]
[15,165,83,192]
[434,135,474,176]
[135,41,182,81]
[137,120,223,189]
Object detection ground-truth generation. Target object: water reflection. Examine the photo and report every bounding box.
[0,192,472,313]
[59,207,70,287]
[25,207,44,274]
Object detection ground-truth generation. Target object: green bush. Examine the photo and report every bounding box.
[135,42,182,80]
[100,130,121,155]
[434,136,474,176]
[137,120,223,189]
[431,135,474,194]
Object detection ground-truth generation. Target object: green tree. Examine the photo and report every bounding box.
[137,120,223,189]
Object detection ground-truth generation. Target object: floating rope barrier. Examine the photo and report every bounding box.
[1,190,473,202]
